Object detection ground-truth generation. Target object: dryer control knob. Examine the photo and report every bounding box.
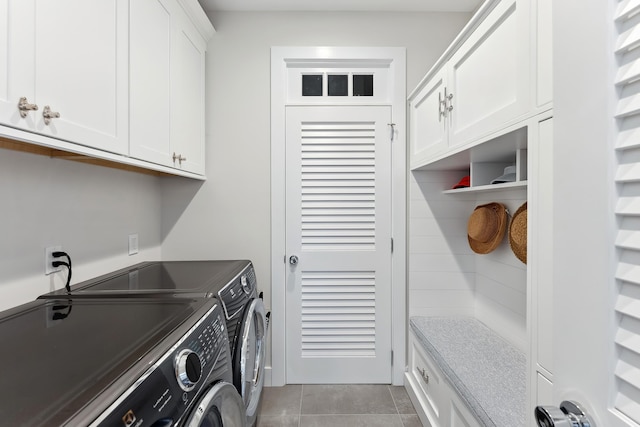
[241,274,252,295]
[175,349,202,392]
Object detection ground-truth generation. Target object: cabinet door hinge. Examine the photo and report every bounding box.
[391,237,394,253]
[391,350,394,365]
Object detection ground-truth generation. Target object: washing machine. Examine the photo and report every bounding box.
[0,296,246,426]
[39,260,269,426]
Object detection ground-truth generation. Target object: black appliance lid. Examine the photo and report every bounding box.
[0,297,210,426]
[41,260,250,297]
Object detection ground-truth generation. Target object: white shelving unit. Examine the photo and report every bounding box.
[405,0,554,423]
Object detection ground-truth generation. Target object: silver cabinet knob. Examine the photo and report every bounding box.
[289,255,299,265]
[43,105,60,125]
[18,97,38,118]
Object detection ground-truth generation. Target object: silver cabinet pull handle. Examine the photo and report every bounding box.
[172,153,187,165]
[43,105,60,125]
[445,88,454,112]
[18,97,38,118]
[418,367,429,384]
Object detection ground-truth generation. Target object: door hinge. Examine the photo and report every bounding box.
[391,350,394,365]
[388,123,396,142]
[391,238,394,253]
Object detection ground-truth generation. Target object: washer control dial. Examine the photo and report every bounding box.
[241,274,252,295]
[175,349,202,391]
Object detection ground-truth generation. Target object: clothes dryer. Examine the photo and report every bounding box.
[39,260,269,426]
[0,297,246,426]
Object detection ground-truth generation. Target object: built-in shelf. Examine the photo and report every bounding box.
[443,180,528,194]
[410,122,531,194]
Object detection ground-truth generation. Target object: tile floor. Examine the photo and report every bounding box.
[256,384,422,427]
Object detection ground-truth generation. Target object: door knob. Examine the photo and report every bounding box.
[289,255,299,265]
[535,401,595,427]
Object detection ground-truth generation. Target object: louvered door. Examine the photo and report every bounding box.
[285,105,392,383]
[551,0,640,425]
[613,0,640,422]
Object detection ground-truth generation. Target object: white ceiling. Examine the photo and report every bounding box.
[199,0,483,13]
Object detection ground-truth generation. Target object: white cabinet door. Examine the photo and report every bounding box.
[170,9,206,175]
[409,68,448,169]
[129,0,173,167]
[447,0,530,148]
[0,1,34,128]
[34,0,128,153]
[535,0,552,107]
[130,0,206,175]
[0,0,128,154]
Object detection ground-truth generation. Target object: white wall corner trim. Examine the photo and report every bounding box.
[270,46,407,386]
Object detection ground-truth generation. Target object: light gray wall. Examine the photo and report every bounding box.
[0,149,162,312]
[160,11,473,313]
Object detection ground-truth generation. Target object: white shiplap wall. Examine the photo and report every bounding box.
[409,170,476,317]
[475,189,527,351]
[409,170,527,352]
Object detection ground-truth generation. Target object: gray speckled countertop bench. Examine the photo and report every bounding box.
[410,316,526,427]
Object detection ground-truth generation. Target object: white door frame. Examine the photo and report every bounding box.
[270,46,406,386]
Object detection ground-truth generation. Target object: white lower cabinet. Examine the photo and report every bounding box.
[130,0,207,175]
[406,333,480,427]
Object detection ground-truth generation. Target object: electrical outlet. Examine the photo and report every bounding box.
[45,246,62,275]
[128,234,139,256]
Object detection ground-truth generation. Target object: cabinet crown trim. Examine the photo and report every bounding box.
[408,0,500,101]
[177,0,216,40]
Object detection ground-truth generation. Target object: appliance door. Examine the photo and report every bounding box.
[183,382,246,427]
[233,298,267,426]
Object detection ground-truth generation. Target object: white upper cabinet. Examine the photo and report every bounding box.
[535,0,552,108]
[1,0,212,178]
[447,0,530,147]
[170,8,207,175]
[1,0,128,154]
[409,68,447,164]
[130,0,208,175]
[129,0,173,168]
[409,0,534,170]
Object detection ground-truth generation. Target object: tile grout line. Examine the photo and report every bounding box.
[388,385,400,415]
[388,385,406,427]
[298,384,304,427]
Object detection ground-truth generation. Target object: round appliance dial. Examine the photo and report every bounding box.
[175,349,202,392]
[241,274,252,295]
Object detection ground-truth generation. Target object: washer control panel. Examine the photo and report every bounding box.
[93,303,231,427]
[218,264,257,320]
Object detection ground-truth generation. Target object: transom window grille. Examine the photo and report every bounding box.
[301,73,374,97]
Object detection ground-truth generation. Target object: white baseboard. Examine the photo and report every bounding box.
[263,366,273,387]
[404,372,434,427]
